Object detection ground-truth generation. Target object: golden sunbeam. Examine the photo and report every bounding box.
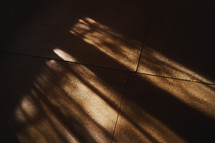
[70,17,142,71]
[12,58,126,143]
[139,46,214,84]
[53,48,77,62]
[141,74,215,119]
[115,108,186,143]
[10,16,215,143]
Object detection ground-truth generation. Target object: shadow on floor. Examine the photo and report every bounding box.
[1,0,214,142]
[114,73,215,142]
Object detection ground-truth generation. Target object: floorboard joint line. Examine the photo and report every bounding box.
[135,2,159,73]
[135,42,144,72]
[111,72,131,143]
[0,50,130,72]
[135,72,215,85]
[1,50,215,85]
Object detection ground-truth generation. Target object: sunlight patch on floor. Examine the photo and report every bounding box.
[142,74,215,119]
[12,59,122,143]
[139,46,214,83]
[115,107,186,143]
[70,17,142,71]
[53,48,77,62]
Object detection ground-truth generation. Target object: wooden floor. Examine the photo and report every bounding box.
[1,0,215,142]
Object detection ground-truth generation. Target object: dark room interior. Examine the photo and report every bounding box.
[1,0,214,142]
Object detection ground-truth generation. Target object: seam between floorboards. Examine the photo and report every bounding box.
[1,50,215,85]
[111,72,131,143]
[135,41,144,72]
[0,50,130,72]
